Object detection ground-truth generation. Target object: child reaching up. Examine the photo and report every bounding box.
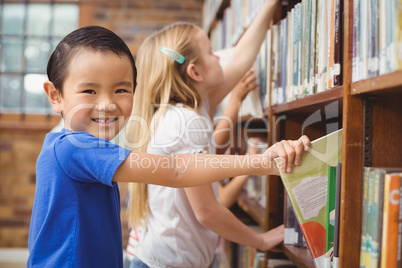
[28,25,310,268]
[123,69,259,266]
[123,1,311,267]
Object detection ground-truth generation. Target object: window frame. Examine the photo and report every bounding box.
[0,0,94,130]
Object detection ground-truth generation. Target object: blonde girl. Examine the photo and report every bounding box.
[124,1,310,267]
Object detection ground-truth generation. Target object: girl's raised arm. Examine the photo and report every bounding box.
[210,0,280,108]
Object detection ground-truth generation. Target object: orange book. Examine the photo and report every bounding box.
[380,173,401,268]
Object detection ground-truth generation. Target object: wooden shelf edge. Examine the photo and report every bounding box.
[272,86,343,114]
[281,244,315,268]
[351,70,402,95]
[237,192,266,228]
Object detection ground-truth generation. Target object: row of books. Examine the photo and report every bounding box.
[359,167,402,268]
[209,0,267,51]
[213,0,344,108]
[270,0,343,105]
[284,194,307,248]
[277,129,343,268]
[352,0,402,82]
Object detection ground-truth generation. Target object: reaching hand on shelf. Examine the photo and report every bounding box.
[230,69,259,103]
[258,224,285,251]
[215,70,259,155]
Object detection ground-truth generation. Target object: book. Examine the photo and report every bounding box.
[325,165,337,267]
[367,167,384,268]
[359,167,370,268]
[332,0,343,86]
[359,167,402,268]
[294,216,304,247]
[332,162,342,268]
[275,129,343,267]
[284,193,296,245]
[381,172,402,268]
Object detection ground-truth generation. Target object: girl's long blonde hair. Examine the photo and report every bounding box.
[126,22,203,227]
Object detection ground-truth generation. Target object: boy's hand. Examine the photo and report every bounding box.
[262,135,311,174]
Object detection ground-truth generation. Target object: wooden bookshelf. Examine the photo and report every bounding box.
[281,245,315,268]
[272,86,343,115]
[205,0,402,267]
[351,70,402,96]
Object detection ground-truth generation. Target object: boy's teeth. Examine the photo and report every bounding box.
[94,118,115,123]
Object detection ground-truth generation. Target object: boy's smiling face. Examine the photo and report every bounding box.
[45,49,134,140]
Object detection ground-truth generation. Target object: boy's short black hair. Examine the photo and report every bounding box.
[47,25,137,95]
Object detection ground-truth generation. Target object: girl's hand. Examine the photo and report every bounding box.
[258,224,284,251]
[230,70,258,102]
[246,137,266,155]
[262,135,311,174]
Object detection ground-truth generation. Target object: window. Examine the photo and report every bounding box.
[0,1,79,115]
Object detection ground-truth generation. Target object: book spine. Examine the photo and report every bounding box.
[278,20,283,104]
[265,28,272,109]
[297,2,303,97]
[398,0,402,70]
[360,167,370,268]
[314,0,320,93]
[365,168,376,267]
[397,173,402,268]
[380,173,401,268]
[293,4,300,100]
[304,0,311,96]
[370,168,384,268]
[286,11,292,103]
[327,0,335,89]
[272,24,279,105]
[284,193,296,245]
[333,0,343,86]
[368,0,379,77]
[379,0,387,75]
[386,0,396,73]
[333,163,342,263]
[325,166,337,266]
[281,18,288,104]
[352,0,360,82]
[360,0,368,80]
[289,9,295,101]
[309,0,318,94]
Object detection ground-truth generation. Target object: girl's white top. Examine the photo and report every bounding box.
[134,102,219,268]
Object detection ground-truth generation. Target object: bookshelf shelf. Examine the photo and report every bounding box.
[351,71,402,96]
[237,191,265,228]
[281,245,315,268]
[204,0,402,266]
[272,86,343,115]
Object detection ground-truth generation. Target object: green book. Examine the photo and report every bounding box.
[275,129,342,268]
[325,165,337,266]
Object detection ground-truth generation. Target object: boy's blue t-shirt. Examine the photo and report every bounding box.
[28,129,131,268]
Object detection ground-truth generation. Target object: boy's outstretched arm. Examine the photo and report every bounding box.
[113,135,310,187]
